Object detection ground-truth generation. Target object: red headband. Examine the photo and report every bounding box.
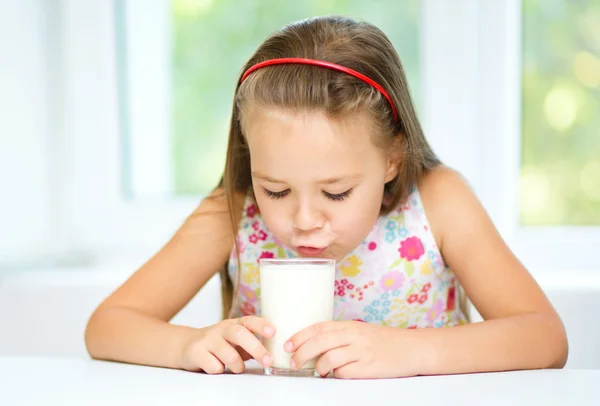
[240,57,399,123]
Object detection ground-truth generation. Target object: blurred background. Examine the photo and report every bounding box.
[1,0,599,368]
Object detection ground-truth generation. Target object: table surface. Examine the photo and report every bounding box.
[1,357,599,406]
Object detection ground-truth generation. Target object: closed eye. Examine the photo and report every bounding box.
[262,188,353,201]
[323,189,353,201]
[262,188,290,199]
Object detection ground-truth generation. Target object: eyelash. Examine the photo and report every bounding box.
[262,188,353,202]
[323,189,353,201]
[262,189,290,199]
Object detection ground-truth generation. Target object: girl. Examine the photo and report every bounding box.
[85,15,568,379]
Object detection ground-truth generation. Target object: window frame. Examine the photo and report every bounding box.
[475,0,600,272]
[50,0,600,271]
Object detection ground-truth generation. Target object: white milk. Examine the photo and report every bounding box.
[259,259,335,371]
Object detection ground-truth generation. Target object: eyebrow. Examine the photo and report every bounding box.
[251,172,363,185]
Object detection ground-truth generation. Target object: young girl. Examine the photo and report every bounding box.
[85,15,568,379]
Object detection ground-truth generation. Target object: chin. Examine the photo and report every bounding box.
[326,249,349,263]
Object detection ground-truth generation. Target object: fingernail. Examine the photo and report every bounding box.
[289,359,297,369]
[284,341,293,352]
[263,326,274,336]
[262,355,272,366]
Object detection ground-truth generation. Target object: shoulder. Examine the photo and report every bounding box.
[417,165,484,253]
[177,187,248,240]
[418,165,474,203]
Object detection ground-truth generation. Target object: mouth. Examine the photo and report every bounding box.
[296,246,327,257]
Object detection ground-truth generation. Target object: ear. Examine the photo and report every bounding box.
[384,139,403,183]
[385,156,400,183]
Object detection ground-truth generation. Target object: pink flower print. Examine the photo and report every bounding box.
[246,204,258,218]
[446,286,456,311]
[240,302,256,316]
[239,284,258,303]
[379,271,406,292]
[426,299,446,323]
[347,283,355,290]
[258,230,267,241]
[368,242,377,251]
[352,286,364,301]
[258,251,274,260]
[407,294,419,304]
[336,301,362,321]
[341,279,348,285]
[418,294,428,304]
[248,234,258,244]
[236,236,246,254]
[421,282,432,293]
[252,221,260,231]
[335,281,347,297]
[398,236,425,261]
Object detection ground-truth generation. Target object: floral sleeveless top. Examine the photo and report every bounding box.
[227,187,469,328]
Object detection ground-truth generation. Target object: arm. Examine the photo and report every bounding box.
[285,166,567,379]
[84,188,241,369]
[414,166,568,374]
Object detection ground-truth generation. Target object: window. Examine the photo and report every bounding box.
[520,0,600,226]
[475,0,600,273]
[118,0,421,199]
[28,0,598,272]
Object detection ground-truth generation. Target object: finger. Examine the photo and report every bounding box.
[290,329,349,370]
[333,362,362,379]
[224,323,273,367]
[235,346,253,361]
[238,316,275,338]
[198,352,225,375]
[285,321,343,353]
[314,346,356,377]
[210,341,245,374]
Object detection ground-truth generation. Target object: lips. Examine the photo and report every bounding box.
[296,246,326,257]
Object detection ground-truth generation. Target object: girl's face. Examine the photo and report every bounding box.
[243,107,399,261]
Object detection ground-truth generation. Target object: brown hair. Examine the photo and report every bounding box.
[217,15,441,319]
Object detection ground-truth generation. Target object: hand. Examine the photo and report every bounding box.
[285,321,419,379]
[178,316,275,374]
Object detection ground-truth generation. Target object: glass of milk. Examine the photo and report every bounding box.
[258,258,336,377]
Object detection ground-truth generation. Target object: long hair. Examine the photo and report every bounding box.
[217,16,441,319]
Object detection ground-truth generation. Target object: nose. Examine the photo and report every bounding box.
[292,200,325,232]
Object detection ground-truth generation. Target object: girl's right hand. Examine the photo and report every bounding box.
[178,316,275,374]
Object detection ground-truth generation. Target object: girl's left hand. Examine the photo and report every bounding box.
[285,320,420,379]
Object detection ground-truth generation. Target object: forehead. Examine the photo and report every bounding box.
[243,107,383,179]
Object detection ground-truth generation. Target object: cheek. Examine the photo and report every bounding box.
[330,189,382,242]
[254,195,289,236]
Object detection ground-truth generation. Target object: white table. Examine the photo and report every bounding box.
[1,357,598,406]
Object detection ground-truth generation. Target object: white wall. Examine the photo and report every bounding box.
[0,268,221,357]
[0,0,56,266]
[0,268,599,370]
